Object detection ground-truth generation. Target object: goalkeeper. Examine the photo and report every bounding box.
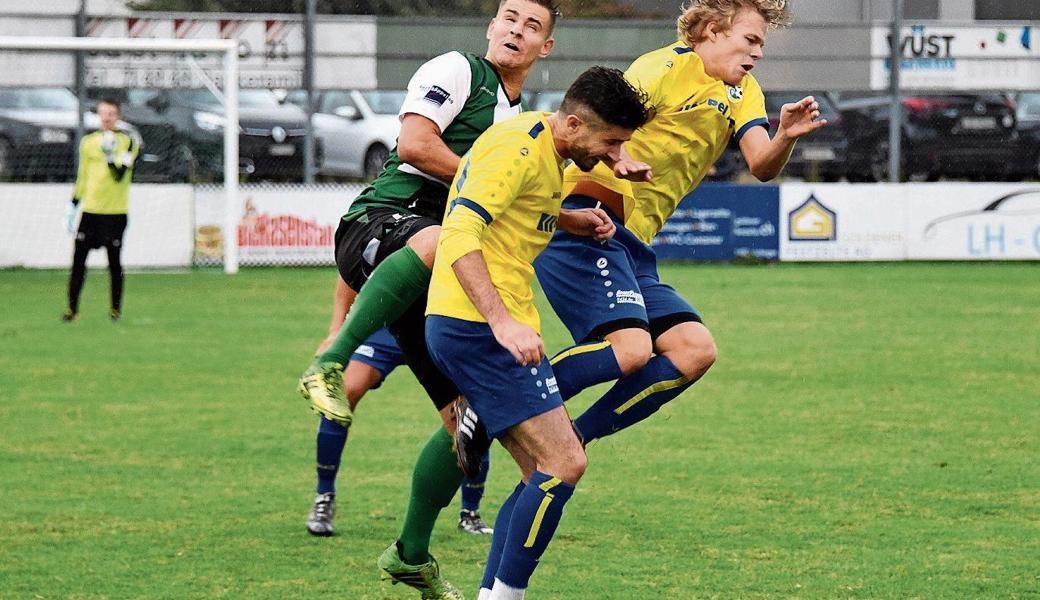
[63,97,138,322]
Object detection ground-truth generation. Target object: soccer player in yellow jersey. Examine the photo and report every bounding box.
[63,97,139,322]
[425,67,651,600]
[533,0,828,444]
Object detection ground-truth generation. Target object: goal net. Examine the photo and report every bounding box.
[0,36,242,273]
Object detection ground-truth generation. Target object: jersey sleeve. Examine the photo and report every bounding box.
[732,75,769,142]
[398,51,473,134]
[439,130,534,266]
[73,135,89,201]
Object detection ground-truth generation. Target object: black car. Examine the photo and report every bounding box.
[130,88,313,182]
[839,93,1018,182]
[1009,92,1040,180]
[0,87,165,182]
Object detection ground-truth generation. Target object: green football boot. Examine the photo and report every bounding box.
[298,360,352,427]
[377,542,464,600]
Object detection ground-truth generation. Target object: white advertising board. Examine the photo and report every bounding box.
[871,24,1040,90]
[194,184,363,267]
[780,184,908,261]
[905,184,1040,260]
[0,183,194,268]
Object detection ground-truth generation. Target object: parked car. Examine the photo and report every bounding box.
[839,93,1018,182]
[284,89,404,180]
[1009,92,1040,180]
[0,87,152,182]
[765,92,846,181]
[130,88,313,181]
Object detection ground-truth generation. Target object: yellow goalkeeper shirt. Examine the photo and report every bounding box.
[562,42,768,246]
[73,129,139,215]
[427,111,565,334]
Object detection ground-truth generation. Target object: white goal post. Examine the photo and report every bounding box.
[0,36,242,273]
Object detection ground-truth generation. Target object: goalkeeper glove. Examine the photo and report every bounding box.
[65,199,79,234]
[101,130,116,162]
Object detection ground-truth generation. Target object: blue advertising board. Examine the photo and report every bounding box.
[649,183,780,261]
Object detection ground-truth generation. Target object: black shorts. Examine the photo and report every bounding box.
[77,212,127,250]
[334,206,458,410]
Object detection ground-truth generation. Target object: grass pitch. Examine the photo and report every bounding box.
[1,263,1037,599]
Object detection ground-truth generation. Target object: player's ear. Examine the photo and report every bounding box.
[564,113,584,134]
[486,18,496,41]
[538,37,554,59]
[705,21,720,42]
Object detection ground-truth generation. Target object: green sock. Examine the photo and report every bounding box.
[398,427,465,565]
[319,246,431,366]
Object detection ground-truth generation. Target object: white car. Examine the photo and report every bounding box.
[285,89,404,180]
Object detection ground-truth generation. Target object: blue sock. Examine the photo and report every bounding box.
[573,354,693,443]
[480,481,525,591]
[549,340,623,401]
[460,450,490,513]
[495,471,576,590]
[315,415,348,495]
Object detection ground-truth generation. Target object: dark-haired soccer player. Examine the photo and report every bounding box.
[63,97,139,322]
[424,66,651,600]
[535,0,827,446]
[297,1,562,597]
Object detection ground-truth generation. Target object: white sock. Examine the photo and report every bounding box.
[477,588,493,600]
[488,578,525,600]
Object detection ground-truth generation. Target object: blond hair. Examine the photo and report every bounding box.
[677,0,791,47]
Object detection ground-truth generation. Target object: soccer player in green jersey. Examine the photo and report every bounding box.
[63,97,139,322]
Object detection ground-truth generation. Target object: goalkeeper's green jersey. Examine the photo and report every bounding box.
[73,129,139,215]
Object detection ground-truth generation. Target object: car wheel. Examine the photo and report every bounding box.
[364,144,389,180]
[0,137,12,179]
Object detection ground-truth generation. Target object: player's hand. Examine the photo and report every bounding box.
[490,317,544,366]
[778,96,828,139]
[559,208,615,241]
[64,201,78,234]
[613,158,652,182]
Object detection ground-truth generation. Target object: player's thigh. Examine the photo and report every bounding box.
[333,208,439,292]
[388,298,460,412]
[425,315,563,441]
[535,229,648,345]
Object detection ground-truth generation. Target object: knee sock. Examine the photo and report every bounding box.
[398,427,465,564]
[573,354,693,443]
[460,450,491,513]
[319,246,431,366]
[68,241,89,313]
[480,481,525,593]
[494,471,576,592]
[315,416,348,495]
[549,340,623,401]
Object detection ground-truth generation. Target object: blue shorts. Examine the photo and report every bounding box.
[350,327,405,380]
[426,315,564,439]
[534,198,701,344]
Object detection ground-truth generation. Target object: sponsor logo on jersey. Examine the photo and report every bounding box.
[537,212,558,233]
[423,85,451,106]
[478,85,497,98]
[614,290,645,306]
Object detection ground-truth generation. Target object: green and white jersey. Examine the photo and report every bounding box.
[345,50,528,221]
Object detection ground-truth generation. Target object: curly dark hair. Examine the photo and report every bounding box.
[559,66,652,131]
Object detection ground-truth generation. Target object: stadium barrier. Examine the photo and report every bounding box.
[4,182,1039,269]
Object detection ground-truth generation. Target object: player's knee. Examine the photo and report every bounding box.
[406,225,441,268]
[551,447,587,485]
[606,329,652,375]
[673,330,717,378]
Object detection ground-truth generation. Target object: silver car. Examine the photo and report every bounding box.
[286,89,404,180]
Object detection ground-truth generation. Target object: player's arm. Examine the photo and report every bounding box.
[739,96,827,181]
[396,114,461,183]
[557,207,615,241]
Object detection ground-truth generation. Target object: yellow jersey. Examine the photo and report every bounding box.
[73,129,139,215]
[563,42,768,245]
[427,111,566,333]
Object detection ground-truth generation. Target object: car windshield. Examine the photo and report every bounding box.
[361,91,407,115]
[0,88,78,110]
[1017,93,1040,121]
[171,88,282,109]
